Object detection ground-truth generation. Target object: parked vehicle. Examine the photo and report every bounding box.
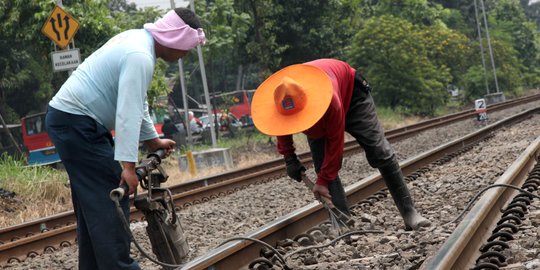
[197,113,243,143]
[21,113,60,166]
[198,113,243,130]
[205,90,255,127]
[21,112,165,166]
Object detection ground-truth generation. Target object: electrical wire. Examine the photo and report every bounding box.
[282,229,384,260]
[217,237,289,267]
[111,182,540,269]
[217,230,384,269]
[443,183,540,226]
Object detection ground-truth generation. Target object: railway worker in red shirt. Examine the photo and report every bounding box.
[251,59,431,230]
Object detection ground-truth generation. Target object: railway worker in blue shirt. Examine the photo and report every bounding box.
[45,8,205,270]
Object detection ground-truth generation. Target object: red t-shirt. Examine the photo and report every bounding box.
[277,59,356,186]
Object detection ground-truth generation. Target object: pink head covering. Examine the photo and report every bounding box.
[144,10,206,51]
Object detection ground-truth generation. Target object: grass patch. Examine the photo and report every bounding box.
[0,154,71,227]
[376,106,425,130]
[0,154,69,200]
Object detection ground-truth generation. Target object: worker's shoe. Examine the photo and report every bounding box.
[378,157,431,230]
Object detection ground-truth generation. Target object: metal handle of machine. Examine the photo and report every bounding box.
[110,182,129,200]
[136,149,167,180]
[109,149,167,199]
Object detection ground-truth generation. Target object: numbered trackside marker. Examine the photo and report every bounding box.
[475,98,488,122]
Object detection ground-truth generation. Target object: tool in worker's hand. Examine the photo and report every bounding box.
[110,149,188,269]
[301,174,355,233]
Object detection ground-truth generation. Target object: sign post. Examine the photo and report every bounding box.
[41,4,80,73]
[475,98,488,122]
[50,49,81,72]
[41,5,79,49]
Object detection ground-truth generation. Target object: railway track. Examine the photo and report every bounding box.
[181,107,540,270]
[424,135,540,269]
[1,94,540,268]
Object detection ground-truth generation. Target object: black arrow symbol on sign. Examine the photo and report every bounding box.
[63,16,70,40]
[49,18,61,41]
[57,13,62,28]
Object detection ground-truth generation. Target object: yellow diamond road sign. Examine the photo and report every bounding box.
[41,5,80,49]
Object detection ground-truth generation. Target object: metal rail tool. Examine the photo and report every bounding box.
[301,174,355,233]
[110,149,188,269]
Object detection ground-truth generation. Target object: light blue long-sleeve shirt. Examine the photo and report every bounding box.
[49,29,159,162]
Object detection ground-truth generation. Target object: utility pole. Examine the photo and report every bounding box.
[189,0,217,147]
[479,0,500,94]
[473,0,490,95]
[169,0,216,147]
[170,0,194,146]
[55,0,76,76]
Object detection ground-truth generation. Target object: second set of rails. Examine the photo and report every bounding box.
[2,94,540,269]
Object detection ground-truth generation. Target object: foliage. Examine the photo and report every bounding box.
[348,15,454,116]
[460,65,491,102]
[195,0,251,92]
[374,0,448,26]
[148,59,170,109]
[419,24,472,84]
[270,0,351,67]
[0,0,56,122]
[1,0,540,123]
[235,0,287,75]
[491,0,540,88]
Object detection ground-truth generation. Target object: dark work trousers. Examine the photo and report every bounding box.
[45,106,140,270]
[308,72,395,215]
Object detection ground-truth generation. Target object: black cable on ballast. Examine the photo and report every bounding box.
[217,236,290,268]
[282,229,384,260]
[111,183,540,268]
[444,183,540,226]
[217,230,384,269]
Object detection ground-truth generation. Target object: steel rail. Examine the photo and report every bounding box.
[422,133,540,269]
[180,107,540,270]
[2,93,539,246]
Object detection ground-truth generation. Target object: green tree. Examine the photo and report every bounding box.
[419,24,472,85]
[196,0,251,92]
[375,0,446,26]
[236,0,287,76]
[520,0,540,30]
[0,0,57,122]
[0,0,167,123]
[348,15,452,116]
[491,0,540,88]
[271,0,350,66]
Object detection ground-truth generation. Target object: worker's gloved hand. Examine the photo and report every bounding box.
[284,154,306,182]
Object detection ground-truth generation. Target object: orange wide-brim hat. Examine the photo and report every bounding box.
[252,64,333,136]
